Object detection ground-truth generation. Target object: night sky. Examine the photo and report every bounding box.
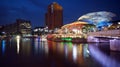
[0,0,120,28]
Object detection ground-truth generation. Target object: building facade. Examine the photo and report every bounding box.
[45,2,63,30]
[2,19,32,36]
[33,27,45,36]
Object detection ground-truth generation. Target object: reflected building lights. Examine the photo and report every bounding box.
[34,38,40,54]
[44,42,49,55]
[34,38,49,55]
[73,45,77,62]
[64,45,68,58]
[83,44,89,58]
[2,40,6,55]
[1,37,120,67]
[40,42,44,50]
[57,42,64,53]
[77,44,84,65]
[17,38,20,54]
[21,38,31,56]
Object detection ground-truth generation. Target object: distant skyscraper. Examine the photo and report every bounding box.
[45,2,63,30]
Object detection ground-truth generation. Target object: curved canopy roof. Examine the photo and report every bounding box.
[61,21,88,29]
[78,11,116,25]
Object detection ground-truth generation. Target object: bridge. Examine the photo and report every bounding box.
[87,29,120,51]
[87,29,120,42]
[88,29,120,38]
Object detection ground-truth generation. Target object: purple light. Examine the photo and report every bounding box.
[89,44,120,67]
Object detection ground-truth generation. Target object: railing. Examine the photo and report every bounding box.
[87,29,120,37]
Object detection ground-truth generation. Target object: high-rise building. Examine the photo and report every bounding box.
[45,2,63,30]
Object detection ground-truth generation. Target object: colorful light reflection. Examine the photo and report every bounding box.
[17,37,20,54]
[2,40,6,55]
[73,45,77,62]
[89,44,120,67]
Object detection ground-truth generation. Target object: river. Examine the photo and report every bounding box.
[0,37,120,67]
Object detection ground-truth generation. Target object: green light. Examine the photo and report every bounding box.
[62,37,72,41]
[67,42,72,48]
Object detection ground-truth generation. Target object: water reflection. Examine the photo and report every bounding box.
[16,38,20,54]
[34,38,40,54]
[21,38,31,56]
[83,44,89,58]
[89,43,120,67]
[73,45,77,62]
[34,38,49,55]
[0,38,120,67]
[46,42,120,67]
[44,41,49,55]
[47,41,89,66]
[2,40,6,55]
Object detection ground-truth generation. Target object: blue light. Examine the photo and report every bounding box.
[38,37,40,42]
[96,21,112,30]
[2,40,6,55]
[78,11,116,30]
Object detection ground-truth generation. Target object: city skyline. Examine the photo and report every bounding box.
[0,0,120,28]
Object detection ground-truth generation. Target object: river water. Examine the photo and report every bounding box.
[0,37,120,67]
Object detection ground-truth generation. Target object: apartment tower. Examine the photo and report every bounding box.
[45,2,63,30]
